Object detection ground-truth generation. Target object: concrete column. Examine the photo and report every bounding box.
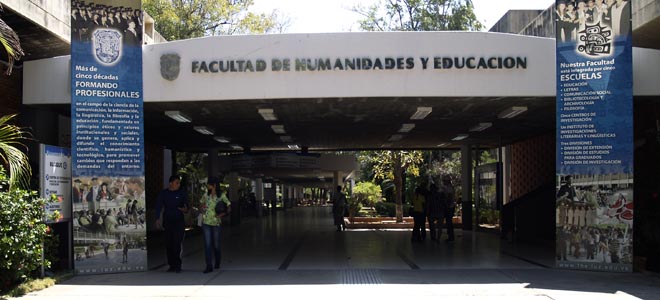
[350,177,355,194]
[255,178,263,217]
[163,149,172,188]
[333,171,341,188]
[502,146,511,205]
[228,172,240,225]
[207,148,219,178]
[461,145,473,231]
[282,185,289,209]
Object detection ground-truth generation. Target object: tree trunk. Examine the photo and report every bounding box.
[393,152,403,223]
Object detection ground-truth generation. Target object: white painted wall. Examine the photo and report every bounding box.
[143,31,555,101]
[22,32,660,105]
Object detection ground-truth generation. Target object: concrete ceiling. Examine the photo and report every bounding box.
[144,96,555,153]
[0,6,70,63]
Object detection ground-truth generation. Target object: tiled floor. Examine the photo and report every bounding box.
[148,206,552,272]
[23,206,660,300]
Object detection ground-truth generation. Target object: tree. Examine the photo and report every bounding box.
[353,0,482,32]
[359,150,423,222]
[0,114,31,190]
[0,4,25,75]
[143,0,288,41]
[349,181,383,218]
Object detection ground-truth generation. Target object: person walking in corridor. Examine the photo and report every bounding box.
[155,175,188,273]
[440,176,456,242]
[332,186,347,231]
[426,184,444,241]
[199,177,231,273]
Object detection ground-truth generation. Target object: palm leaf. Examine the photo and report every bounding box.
[0,114,32,189]
[0,4,25,75]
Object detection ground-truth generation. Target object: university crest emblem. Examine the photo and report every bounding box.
[92,29,122,65]
[160,53,181,81]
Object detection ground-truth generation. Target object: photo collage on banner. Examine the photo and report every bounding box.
[555,0,633,272]
[71,0,145,274]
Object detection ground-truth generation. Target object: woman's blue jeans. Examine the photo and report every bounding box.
[202,224,221,268]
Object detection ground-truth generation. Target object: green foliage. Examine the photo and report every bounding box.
[0,114,32,190]
[348,182,383,217]
[358,151,423,222]
[143,0,287,41]
[353,0,483,32]
[358,151,423,182]
[0,5,25,75]
[175,152,208,207]
[5,277,55,297]
[352,181,383,207]
[427,151,461,185]
[375,202,411,217]
[0,168,56,292]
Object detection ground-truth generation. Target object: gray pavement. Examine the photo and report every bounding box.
[16,206,660,300]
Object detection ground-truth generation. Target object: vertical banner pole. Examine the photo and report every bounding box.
[71,0,146,274]
[555,0,634,272]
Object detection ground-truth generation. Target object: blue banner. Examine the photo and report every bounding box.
[555,0,633,272]
[71,0,146,274]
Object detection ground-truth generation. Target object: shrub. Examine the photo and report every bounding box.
[348,182,383,217]
[374,202,412,217]
[0,168,54,292]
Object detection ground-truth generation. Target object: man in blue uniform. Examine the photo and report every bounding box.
[155,175,188,273]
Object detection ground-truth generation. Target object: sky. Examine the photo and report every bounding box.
[251,0,553,33]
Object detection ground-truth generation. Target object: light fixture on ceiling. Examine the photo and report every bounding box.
[398,123,415,133]
[214,136,230,143]
[388,134,404,142]
[469,122,493,132]
[381,143,392,147]
[258,108,278,121]
[230,144,243,150]
[437,143,450,147]
[410,107,432,120]
[452,134,469,141]
[165,111,192,123]
[498,106,528,119]
[280,135,293,142]
[287,144,300,150]
[193,126,214,135]
[271,124,286,134]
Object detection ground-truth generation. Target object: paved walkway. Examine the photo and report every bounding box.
[17,207,660,300]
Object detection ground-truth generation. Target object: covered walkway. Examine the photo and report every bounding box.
[147,206,552,271]
[21,206,660,300]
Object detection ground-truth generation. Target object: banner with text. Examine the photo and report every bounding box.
[40,144,71,223]
[555,0,633,272]
[71,0,146,274]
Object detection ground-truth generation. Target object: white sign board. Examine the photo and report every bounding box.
[40,144,72,223]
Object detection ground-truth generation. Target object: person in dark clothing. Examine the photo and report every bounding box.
[440,176,456,242]
[426,184,444,241]
[332,186,347,232]
[155,175,188,273]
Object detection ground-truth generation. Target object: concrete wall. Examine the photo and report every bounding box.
[519,6,555,38]
[633,0,660,28]
[23,44,660,105]
[0,0,70,42]
[489,10,544,34]
[500,0,660,49]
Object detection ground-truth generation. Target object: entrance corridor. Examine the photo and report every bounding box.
[151,206,552,271]
[23,207,660,300]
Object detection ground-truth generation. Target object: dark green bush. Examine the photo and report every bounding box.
[375,202,411,217]
[0,169,54,292]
